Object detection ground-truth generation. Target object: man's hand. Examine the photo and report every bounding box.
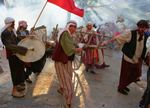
[28,47,34,51]
[100,40,109,46]
[28,35,35,39]
[30,27,35,32]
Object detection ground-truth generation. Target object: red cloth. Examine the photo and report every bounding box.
[82,48,99,65]
[47,0,84,17]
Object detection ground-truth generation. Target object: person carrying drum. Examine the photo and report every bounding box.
[52,20,82,108]
[16,21,48,83]
[1,17,28,98]
[16,20,34,83]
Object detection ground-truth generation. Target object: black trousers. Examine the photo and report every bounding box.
[30,55,46,73]
[8,55,25,86]
[25,67,32,79]
[24,52,48,80]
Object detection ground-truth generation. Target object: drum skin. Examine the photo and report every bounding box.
[16,37,45,62]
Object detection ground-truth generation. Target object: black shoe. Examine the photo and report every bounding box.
[118,89,128,95]
[57,89,63,95]
[90,70,96,74]
[26,78,32,84]
[124,87,130,92]
[103,64,110,68]
[139,99,144,108]
[95,64,105,69]
[85,68,89,72]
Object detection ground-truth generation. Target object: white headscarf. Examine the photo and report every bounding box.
[57,20,77,41]
[1,17,16,36]
[18,20,28,28]
[5,17,15,24]
[86,21,93,26]
[66,20,77,30]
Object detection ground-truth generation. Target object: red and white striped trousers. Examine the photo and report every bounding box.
[54,61,73,104]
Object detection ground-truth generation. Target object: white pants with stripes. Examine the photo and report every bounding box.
[54,61,73,104]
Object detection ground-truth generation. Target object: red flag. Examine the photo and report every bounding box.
[47,0,84,17]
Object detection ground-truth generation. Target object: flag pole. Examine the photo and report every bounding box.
[33,0,48,28]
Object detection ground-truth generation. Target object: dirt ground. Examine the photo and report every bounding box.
[0,48,148,108]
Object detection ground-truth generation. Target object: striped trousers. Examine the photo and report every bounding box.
[54,61,73,104]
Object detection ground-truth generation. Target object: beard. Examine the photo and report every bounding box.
[10,22,15,29]
[137,30,144,41]
[138,29,145,35]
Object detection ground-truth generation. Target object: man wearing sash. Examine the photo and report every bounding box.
[52,20,82,108]
[105,20,149,95]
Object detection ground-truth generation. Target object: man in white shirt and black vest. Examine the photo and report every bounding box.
[102,20,149,95]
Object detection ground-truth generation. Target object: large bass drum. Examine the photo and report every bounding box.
[16,37,45,62]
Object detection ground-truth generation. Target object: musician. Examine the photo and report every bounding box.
[52,20,82,108]
[81,22,99,74]
[1,17,28,98]
[17,21,48,82]
[16,20,32,83]
[17,20,29,37]
[102,20,149,95]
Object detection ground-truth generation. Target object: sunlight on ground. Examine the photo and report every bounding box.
[31,59,95,107]
[32,59,54,96]
[73,64,89,108]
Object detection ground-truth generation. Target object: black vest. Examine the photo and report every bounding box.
[122,30,148,59]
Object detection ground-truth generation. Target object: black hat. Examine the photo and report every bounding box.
[137,20,149,28]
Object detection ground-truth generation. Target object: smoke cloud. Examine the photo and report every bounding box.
[0,0,84,36]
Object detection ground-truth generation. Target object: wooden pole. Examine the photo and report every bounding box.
[33,0,48,28]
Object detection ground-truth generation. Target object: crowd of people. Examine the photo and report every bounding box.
[0,16,150,108]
